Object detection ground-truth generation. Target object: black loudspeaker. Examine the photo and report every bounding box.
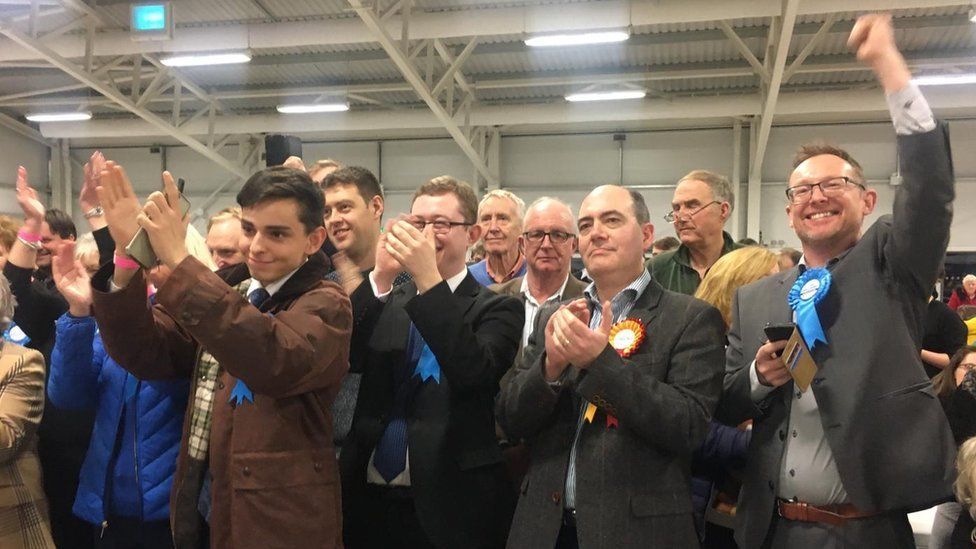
[265,134,303,167]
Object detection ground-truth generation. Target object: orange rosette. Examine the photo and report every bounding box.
[608,319,646,358]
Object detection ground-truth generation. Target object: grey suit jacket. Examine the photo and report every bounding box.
[716,124,956,549]
[497,274,726,548]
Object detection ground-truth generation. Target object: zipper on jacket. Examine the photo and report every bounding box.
[132,379,143,519]
[100,520,108,539]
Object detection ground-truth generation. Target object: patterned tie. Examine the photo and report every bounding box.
[372,323,425,482]
[249,287,271,309]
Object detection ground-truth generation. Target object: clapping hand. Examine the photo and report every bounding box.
[136,171,188,270]
[15,166,44,228]
[51,241,93,317]
[96,161,142,253]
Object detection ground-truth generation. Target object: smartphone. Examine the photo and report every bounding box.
[763,322,796,343]
[125,178,191,269]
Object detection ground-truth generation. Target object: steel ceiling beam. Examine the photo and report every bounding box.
[347,0,497,186]
[0,25,247,178]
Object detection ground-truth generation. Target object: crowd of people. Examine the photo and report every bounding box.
[0,12,975,549]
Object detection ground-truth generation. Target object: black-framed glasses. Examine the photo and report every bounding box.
[406,218,472,234]
[785,176,865,204]
[664,200,720,223]
[522,229,575,244]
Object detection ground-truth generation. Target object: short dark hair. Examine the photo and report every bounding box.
[653,236,680,252]
[412,176,478,224]
[628,189,650,225]
[792,143,866,183]
[45,208,76,239]
[322,166,383,203]
[738,237,759,246]
[934,345,976,399]
[236,167,324,233]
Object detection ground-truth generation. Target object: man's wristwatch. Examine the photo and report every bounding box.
[84,206,104,219]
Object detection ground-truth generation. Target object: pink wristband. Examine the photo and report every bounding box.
[113,252,140,270]
[17,229,41,243]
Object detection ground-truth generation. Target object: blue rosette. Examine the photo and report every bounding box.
[788,268,831,350]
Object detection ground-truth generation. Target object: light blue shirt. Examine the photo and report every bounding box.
[565,268,652,510]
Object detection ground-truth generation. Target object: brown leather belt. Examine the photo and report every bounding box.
[777,500,880,527]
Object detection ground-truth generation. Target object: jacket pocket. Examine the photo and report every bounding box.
[631,491,693,517]
[875,380,936,401]
[231,449,337,490]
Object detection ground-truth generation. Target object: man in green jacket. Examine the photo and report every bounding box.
[647,169,742,295]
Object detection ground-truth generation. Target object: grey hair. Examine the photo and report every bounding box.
[479,189,526,221]
[74,233,98,261]
[678,169,735,213]
[0,274,16,334]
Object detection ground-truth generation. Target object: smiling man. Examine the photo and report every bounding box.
[498,185,726,548]
[648,170,740,295]
[89,165,352,549]
[717,14,956,549]
[342,176,523,548]
[469,189,527,286]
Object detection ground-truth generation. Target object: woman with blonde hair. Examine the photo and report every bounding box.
[953,435,976,547]
[695,246,780,329]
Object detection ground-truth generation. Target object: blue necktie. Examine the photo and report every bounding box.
[372,323,426,482]
[228,287,270,407]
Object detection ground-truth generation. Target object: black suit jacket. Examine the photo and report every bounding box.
[716,124,957,549]
[497,275,726,549]
[341,272,523,548]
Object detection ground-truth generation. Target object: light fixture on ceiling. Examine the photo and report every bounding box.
[912,74,976,86]
[970,6,976,23]
[276,103,351,114]
[159,52,252,67]
[565,90,647,102]
[25,111,93,122]
[525,31,630,48]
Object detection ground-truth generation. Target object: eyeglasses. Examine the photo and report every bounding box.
[786,176,865,204]
[663,200,720,223]
[406,218,472,234]
[522,229,575,244]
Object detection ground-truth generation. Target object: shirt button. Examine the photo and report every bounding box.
[551,491,561,505]
[778,430,786,441]
[180,311,192,322]
[218,382,225,390]
[789,469,796,477]
[314,462,323,472]
[796,390,802,399]
[792,430,798,438]
[243,466,251,476]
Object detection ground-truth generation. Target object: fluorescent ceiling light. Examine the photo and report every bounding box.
[160,52,251,67]
[912,74,976,86]
[565,90,646,102]
[277,103,350,114]
[970,7,976,23]
[25,111,92,122]
[525,31,629,47]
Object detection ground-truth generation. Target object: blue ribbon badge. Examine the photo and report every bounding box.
[413,344,442,384]
[788,268,831,350]
[229,379,254,406]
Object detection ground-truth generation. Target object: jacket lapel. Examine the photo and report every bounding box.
[769,268,800,326]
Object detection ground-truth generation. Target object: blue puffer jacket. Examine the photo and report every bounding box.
[49,313,189,525]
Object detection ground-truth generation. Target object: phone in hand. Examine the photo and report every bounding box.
[125,178,191,269]
[763,322,796,343]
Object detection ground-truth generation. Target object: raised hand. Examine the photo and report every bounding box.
[848,13,909,93]
[80,150,105,212]
[136,171,188,269]
[51,241,92,317]
[96,161,143,252]
[15,166,44,224]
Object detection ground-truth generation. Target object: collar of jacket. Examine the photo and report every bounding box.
[219,250,333,303]
[672,231,740,269]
